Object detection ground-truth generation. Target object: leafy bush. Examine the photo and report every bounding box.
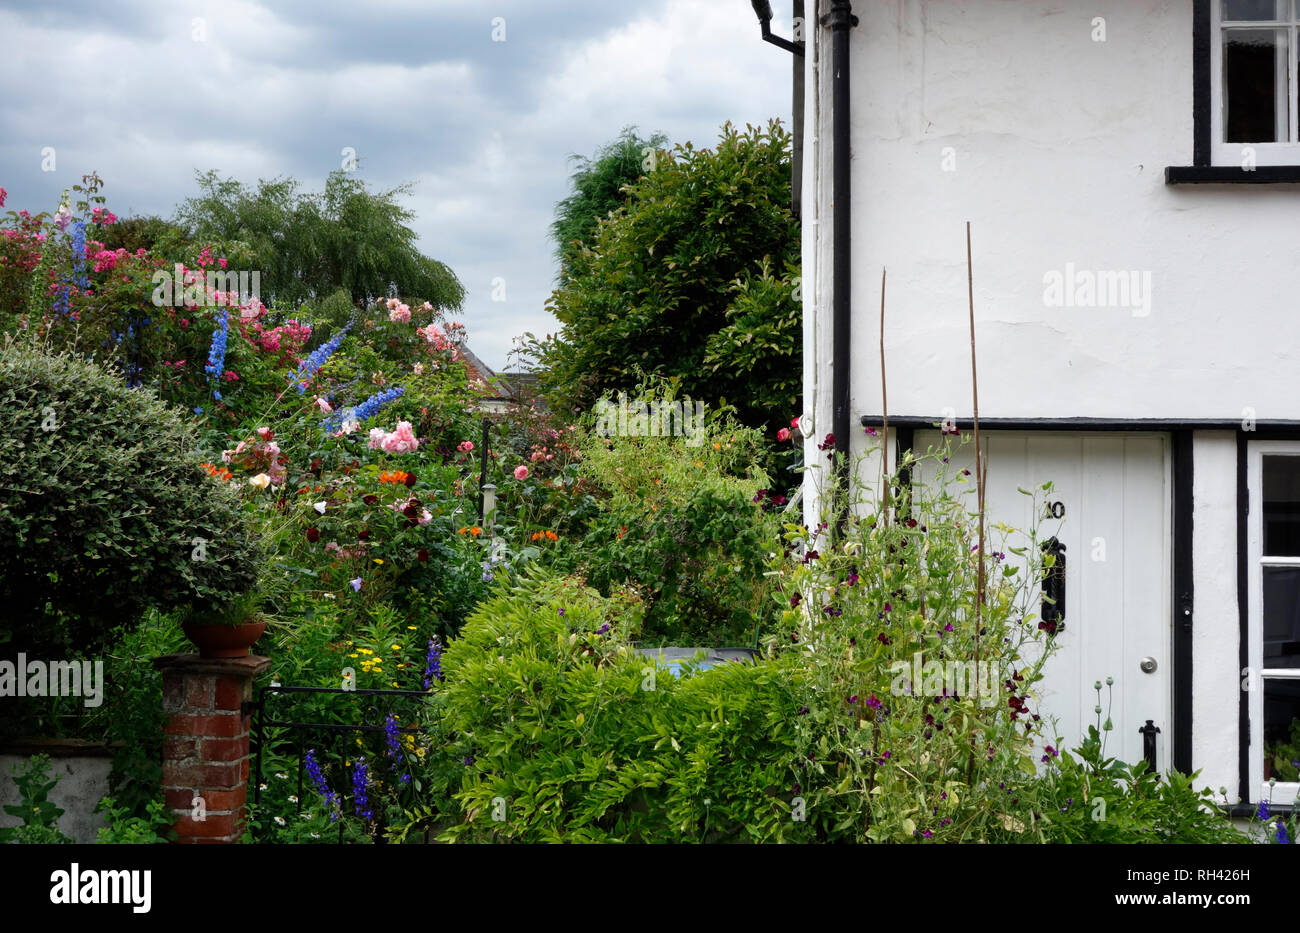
[409,568,810,843]
[94,796,175,844]
[575,397,781,646]
[0,754,72,844]
[0,338,260,654]
[1028,725,1243,843]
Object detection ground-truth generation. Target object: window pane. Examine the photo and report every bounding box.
[1223,0,1282,20]
[1264,681,1300,782]
[1263,456,1300,555]
[1264,566,1300,667]
[1224,29,1289,142]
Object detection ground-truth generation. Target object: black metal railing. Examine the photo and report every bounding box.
[247,684,430,841]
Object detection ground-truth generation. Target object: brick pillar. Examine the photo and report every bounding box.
[153,654,269,844]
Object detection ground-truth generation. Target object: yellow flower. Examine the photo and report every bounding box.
[348,653,359,658]
[373,558,384,564]
[406,625,418,630]
[358,648,373,655]
[391,644,402,651]
[391,681,399,688]
[248,472,271,489]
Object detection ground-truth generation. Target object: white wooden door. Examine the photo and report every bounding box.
[912,431,1172,768]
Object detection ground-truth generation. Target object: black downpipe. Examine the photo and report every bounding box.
[827,0,856,532]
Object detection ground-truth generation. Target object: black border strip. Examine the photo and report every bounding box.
[862,415,1300,432]
[1172,431,1194,775]
[1193,0,1210,167]
[1236,432,1251,804]
[1167,166,1300,184]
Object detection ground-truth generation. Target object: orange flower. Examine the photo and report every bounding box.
[470,526,482,537]
[545,530,558,541]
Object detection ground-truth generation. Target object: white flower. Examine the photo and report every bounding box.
[288,795,299,804]
[259,783,268,791]
[310,832,321,839]
[314,501,327,514]
[276,772,288,780]
[274,816,286,826]
[323,592,336,600]
[248,473,271,489]
[316,397,333,414]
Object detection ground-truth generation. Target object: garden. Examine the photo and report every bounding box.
[0,170,1288,847]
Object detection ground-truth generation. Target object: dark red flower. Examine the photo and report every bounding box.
[417,549,429,562]
[402,503,418,519]
[403,472,417,487]
[357,530,370,541]
[306,527,320,543]
[363,494,379,506]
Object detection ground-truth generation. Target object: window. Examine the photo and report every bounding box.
[1213,1,1300,165]
[1247,444,1300,807]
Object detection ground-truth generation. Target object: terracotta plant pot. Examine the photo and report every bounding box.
[182,619,267,659]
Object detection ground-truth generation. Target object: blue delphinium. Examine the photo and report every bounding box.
[423,637,443,689]
[1278,822,1291,844]
[322,384,405,430]
[203,308,229,400]
[304,749,340,821]
[352,757,374,821]
[1258,798,1270,821]
[292,322,352,392]
[70,221,89,291]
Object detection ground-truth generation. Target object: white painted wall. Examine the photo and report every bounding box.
[1191,432,1241,798]
[804,0,1300,430]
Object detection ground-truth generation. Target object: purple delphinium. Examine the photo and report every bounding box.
[1258,798,1270,821]
[352,757,374,821]
[384,713,412,785]
[1278,823,1291,844]
[423,637,443,689]
[304,749,340,820]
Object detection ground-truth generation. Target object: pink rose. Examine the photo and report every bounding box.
[381,421,419,454]
[0,187,6,208]
[368,428,386,450]
[257,427,273,441]
[777,428,791,442]
[316,397,333,414]
[389,306,411,324]
[457,440,474,453]
[514,465,529,481]
[791,417,800,430]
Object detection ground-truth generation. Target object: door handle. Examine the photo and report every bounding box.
[1139,719,1161,774]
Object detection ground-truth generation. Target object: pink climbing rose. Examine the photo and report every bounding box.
[513,465,529,481]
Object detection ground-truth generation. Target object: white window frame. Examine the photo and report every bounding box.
[1212,0,1300,166]
[1246,440,1300,808]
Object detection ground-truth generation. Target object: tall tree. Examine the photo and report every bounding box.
[551,127,669,281]
[534,120,801,443]
[175,170,465,310]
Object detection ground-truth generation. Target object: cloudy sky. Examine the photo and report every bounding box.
[0,0,794,370]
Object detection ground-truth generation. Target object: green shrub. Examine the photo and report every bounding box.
[575,398,781,646]
[409,568,810,843]
[0,338,260,654]
[0,754,72,844]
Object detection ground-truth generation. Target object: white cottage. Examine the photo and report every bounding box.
[771,0,1300,812]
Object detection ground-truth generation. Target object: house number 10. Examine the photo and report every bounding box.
[1045,501,1065,519]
